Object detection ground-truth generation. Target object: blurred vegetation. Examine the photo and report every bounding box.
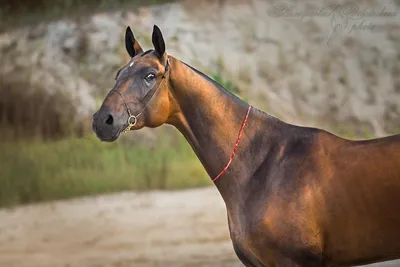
[0,78,85,141]
[0,131,210,208]
[210,56,249,103]
[211,56,239,95]
[0,0,176,30]
[211,70,237,96]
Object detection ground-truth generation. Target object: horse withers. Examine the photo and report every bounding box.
[92,25,400,267]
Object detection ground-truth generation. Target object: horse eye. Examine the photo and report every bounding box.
[145,73,155,82]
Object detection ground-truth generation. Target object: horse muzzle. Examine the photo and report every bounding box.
[92,108,123,142]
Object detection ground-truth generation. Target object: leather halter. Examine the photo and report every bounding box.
[113,57,170,134]
[111,56,250,184]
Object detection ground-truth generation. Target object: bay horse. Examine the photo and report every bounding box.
[92,25,400,267]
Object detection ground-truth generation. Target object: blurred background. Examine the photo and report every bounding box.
[0,0,399,266]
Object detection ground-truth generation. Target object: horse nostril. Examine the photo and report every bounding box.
[105,114,114,126]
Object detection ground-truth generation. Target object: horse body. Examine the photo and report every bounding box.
[92,25,400,267]
[222,129,400,266]
[227,128,400,267]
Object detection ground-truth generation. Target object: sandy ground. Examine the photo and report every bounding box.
[0,187,399,267]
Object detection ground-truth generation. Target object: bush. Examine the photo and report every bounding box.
[0,78,84,141]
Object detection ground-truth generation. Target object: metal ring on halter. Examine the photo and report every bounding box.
[127,115,137,127]
[121,115,137,134]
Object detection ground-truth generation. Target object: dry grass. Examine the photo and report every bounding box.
[0,78,83,141]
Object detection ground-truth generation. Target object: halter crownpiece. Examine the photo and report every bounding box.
[115,57,170,134]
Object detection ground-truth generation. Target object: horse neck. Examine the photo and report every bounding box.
[166,56,278,202]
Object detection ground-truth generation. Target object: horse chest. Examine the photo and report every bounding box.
[228,220,285,267]
[227,212,268,266]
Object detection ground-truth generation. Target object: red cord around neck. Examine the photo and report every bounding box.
[212,105,252,183]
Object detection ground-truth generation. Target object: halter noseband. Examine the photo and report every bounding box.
[114,57,170,134]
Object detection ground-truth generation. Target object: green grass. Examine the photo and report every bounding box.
[210,57,238,95]
[0,132,210,208]
[208,56,249,102]
[211,71,237,95]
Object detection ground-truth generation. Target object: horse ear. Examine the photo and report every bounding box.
[125,26,143,58]
[152,25,166,59]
